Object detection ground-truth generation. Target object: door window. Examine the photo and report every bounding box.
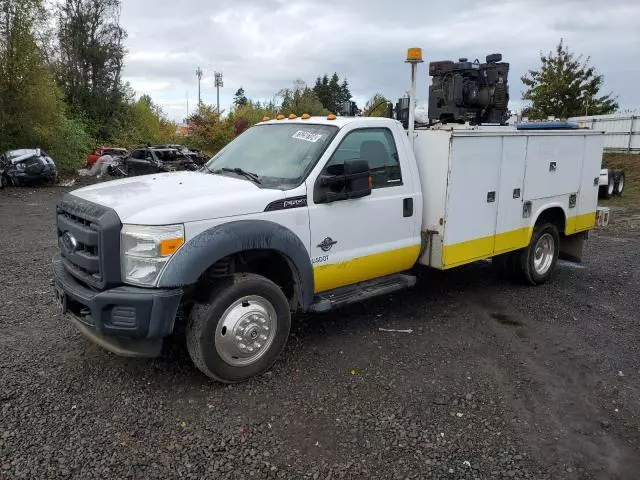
[325,128,402,188]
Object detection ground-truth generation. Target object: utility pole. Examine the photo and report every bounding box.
[585,97,589,117]
[214,71,223,114]
[195,66,203,110]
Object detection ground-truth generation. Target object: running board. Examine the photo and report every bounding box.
[309,273,416,313]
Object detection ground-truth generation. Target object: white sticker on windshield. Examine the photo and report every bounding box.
[292,130,323,143]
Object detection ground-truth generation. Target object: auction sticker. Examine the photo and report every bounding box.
[292,130,323,143]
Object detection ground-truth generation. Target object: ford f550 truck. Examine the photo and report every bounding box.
[53,50,607,382]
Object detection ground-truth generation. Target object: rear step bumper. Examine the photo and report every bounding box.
[309,273,416,313]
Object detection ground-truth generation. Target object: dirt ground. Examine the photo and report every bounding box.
[1,169,639,479]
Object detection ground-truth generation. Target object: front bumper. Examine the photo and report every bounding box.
[12,168,56,183]
[53,255,182,357]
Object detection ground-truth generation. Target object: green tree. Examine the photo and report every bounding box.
[363,93,390,117]
[0,0,92,172]
[521,39,618,119]
[233,87,248,107]
[313,72,353,113]
[279,80,327,116]
[112,95,178,148]
[56,0,127,135]
[186,104,235,155]
[230,101,278,133]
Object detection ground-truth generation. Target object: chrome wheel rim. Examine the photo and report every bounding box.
[215,295,277,367]
[608,178,614,195]
[617,177,624,193]
[533,233,555,276]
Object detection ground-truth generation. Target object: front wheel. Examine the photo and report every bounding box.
[186,273,291,383]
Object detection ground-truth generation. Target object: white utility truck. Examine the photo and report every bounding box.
[53,49,607,382]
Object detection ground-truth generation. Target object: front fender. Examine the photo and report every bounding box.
[158,220,314,310]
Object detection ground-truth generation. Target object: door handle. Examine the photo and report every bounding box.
[403,198,413,217]
[487,191,496,203]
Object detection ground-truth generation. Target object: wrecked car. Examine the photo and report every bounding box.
[1,149,57,186]
[151,144,208,166]
[86,147,129,167]
[123,147,198,176]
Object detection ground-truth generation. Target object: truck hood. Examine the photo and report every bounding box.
[70,171,285,224]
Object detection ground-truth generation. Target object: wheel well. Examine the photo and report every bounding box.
[193,249,300,310]
[535,207,566,234]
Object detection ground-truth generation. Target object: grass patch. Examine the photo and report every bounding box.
[600,153,640,212]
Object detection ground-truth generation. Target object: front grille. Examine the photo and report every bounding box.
[57,195,122,290]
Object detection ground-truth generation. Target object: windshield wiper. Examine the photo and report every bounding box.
[214,167,262,184]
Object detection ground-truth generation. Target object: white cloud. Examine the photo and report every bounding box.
[120,0,640,121]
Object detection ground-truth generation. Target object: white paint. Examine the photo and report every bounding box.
[305,119,422,267]
[412,126,604,268]
[444,135,501,248]
[495,136,527,246]
[70,171,284,225]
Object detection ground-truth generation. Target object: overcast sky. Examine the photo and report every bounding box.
[120,0,640,122]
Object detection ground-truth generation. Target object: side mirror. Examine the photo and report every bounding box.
[343,158,372,199]
[315,158,372,203]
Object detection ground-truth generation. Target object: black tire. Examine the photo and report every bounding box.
[0,174,8,189]
[614,170,625,196]
[186,273,291,383]
[599,172,615,199]
[513,222,560,285]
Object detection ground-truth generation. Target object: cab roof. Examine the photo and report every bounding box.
[259,116,399,128]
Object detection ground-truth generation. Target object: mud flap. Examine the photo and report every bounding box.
[559,232,587,263]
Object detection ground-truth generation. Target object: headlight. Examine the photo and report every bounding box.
[121,224,184,286]
[15,162,26,171]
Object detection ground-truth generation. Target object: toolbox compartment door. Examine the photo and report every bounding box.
[442,135,501,268]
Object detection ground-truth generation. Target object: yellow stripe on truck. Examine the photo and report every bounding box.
[313,245,421,293]
[442,212,596,269]
[443,226,533,268]
[565,212,596,235]
[313,212,597,292]
[493,226,533,254]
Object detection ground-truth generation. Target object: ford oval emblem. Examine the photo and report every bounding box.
[62,231,78,253]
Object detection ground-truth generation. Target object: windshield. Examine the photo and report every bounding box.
[204,123,338,189]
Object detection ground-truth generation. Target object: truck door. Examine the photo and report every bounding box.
[307,125,421,293]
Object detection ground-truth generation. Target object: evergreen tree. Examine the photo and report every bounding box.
[521,39,618,118]
[233,87,248,107]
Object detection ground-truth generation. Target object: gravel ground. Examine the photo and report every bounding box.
[1,186,639,480]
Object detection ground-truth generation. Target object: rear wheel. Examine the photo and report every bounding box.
[514,223,560,285]
[186,273,291,383]
[614,170,625,195]
[600,172,615,199]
